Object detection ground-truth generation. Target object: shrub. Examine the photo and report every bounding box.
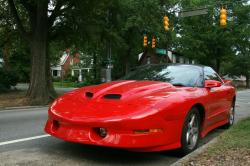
[64,74,78,82]
[76,74,97,87]
[0,68,19,93]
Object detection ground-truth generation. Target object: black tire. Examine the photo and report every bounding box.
[223,101,235,129]
[180,108,201,155]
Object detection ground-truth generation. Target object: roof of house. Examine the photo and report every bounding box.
[223,74,246,81]
[59,53,69,65]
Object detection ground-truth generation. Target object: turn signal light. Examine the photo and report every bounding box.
[134,128,162,134]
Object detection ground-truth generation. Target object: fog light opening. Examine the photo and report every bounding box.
[52,120,60,131]
[94,127,108,138]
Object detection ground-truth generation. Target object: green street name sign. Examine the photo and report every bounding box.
[156,48,167,55]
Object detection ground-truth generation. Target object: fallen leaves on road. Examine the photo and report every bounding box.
[0,90,29,108]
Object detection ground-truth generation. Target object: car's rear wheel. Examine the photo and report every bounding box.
[223,101,235,129]
[180,108,200,155]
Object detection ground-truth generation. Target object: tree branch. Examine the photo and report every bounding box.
[48,0,64,28]
[48,1,73,28]
[7,0,30,41]
[19,0,33,14]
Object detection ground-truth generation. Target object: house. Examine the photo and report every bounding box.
[223,74,246,87]
[138,50,195,65]
[51,49,93,82]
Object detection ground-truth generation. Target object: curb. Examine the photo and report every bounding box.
[171,137,219,166]
[0,105,49,111]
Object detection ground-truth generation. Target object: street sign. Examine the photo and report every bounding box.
[179,8,208,18]
[156,48,167,55]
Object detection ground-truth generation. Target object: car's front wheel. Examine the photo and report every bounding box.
[180,108,200,155]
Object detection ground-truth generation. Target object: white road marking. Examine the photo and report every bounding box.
[0,107,48,113]
[0,134,51,146]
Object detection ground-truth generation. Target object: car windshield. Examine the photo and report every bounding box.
[122,64,203,87]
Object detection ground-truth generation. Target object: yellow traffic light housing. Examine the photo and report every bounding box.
[220,7,227,27]
[151,36,156,48]
[163,16,169,31]
[143,35,148,47]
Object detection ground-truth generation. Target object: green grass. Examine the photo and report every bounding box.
[53,81,77,88]
[207,117,250,154]
[184,118,250,165]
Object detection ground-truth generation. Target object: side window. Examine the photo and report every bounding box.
[204,67,222,82]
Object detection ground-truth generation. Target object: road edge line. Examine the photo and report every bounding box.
[0,106,49,112]
[0,135,51,146]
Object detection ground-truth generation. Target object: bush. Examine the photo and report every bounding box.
[76,74,97,87]
[0,68,19,93]
[52,77,62,82]
[64,74,78,82]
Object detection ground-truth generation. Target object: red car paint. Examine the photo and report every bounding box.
[45,65,236,152]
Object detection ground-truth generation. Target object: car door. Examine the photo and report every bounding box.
[204,67,227,127]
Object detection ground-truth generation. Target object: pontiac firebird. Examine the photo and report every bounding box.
[45,64,236,154]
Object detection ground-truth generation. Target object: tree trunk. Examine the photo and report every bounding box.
[215,58,221,74]
[2,43,10,70]
[246,75,249,89]
[125,48,131,74]
[26,1,56,105]
[2,31,11,70]
[93,52,97,81]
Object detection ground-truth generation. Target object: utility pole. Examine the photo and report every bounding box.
[105,9,113,82]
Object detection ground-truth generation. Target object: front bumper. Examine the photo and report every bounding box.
[44,118,167,149]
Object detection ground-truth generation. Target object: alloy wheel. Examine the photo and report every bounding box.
[229,105,235,125]
[186,113,199,150]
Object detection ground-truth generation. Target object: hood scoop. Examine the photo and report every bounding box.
[85,92,94,98]
[103,94,121,100]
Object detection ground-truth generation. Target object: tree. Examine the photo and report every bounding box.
[6,0,78,104]
[0,0,15,70]
[225,3,250,88]
[175,0,235,73]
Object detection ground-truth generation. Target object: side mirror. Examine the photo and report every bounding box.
[205,80,222,88]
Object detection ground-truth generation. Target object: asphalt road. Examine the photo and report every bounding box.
[0,90,250,166]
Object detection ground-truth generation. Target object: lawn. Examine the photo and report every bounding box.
[53,81,77,88]
[184,118,250,165]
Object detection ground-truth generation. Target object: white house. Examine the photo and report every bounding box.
[51,50,93,82]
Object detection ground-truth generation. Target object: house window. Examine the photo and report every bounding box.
[147,57,151,64]
[53,70,58,77]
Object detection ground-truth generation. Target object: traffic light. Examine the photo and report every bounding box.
[143,35,148,47]
[220,7,227,27]
[151,36,156,48]
[163,16,169,31]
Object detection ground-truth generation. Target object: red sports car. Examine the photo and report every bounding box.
[45,64,236,154]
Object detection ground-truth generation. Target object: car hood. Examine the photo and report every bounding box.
[50,80,180,120]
